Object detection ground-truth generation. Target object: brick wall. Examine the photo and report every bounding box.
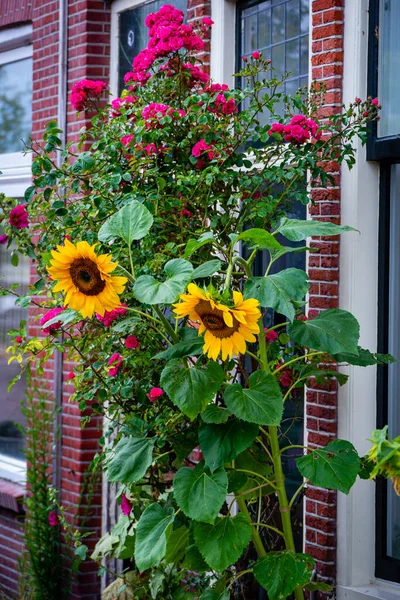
[305,0,344,591]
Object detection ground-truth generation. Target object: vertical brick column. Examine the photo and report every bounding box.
[187,0,211,73]
[305,0,344,592]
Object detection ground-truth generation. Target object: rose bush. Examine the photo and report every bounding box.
[0,5,394,599]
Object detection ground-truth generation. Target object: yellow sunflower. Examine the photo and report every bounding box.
[47,238,127,319]
[173,283,261,360]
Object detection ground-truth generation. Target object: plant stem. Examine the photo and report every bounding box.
[258,319,305,600]
[223,261,235,292]
[153,306,179,343]
[274,351,325,374]
[236,495,266,557]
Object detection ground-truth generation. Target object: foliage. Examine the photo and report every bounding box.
[0,6,393,599]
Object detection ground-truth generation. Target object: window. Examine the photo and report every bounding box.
[237,0,309,120]
[0,24,32,198]
[0,25,32,483]
[237,0,309,553]
[370,0,400,584]
[111,0,186,96]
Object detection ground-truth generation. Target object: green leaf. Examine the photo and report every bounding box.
[182,544,209,572]
[134,503,174,572]
[192,259,222,279]
[193,514,252,571]
[296,439,360,494]
[74,544,88,560]
[15,295,31,309]
[201,404,231,424]
[11,252,19,267]
[333,346,397,366]
[173,462,228,523]
[200,589,229,600]
[253,552,314,600]
[224,371,283,426]
[233,228,283,251]
[199,420,259,472]
[245,268,309,321]
[108,437,155,484]
[288,309,360,355]
[153,337,203,361]
[41,308,78,330]
[134,259,193,305]
[183,232,214,258]
[161,359,225,420]
[165,526,189,564]
[91,533,119,561]
[98,200,153,246]
[277,217,357,241]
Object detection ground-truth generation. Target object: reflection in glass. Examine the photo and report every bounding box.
[378,0,400,138]
[239,0,309,117]
[0,57,32,154]
[387,164,400,559]
[118,0,186,94]
[0,232,30,459]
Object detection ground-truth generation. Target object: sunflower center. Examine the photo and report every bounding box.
[69,258,106,296]
[195,299,240,339]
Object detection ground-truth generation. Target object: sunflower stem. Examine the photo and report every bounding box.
[258,320,305,600]
[128,246,135,279]
[153,306,179,343]
[223,261,235,292]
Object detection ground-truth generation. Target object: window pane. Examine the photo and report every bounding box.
[271,3,285,44]
[378,0,400,138]
[238,0,309,117]
[118,0,187,94]
[387,163,400,558]
[286,0,300,39]
[0,57,32,154]
[0,237,29,459]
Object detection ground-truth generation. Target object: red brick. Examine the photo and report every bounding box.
[306,515,336,534]
[312,0,344,11]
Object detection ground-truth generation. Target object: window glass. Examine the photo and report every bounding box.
[0,57,32,154]
[386,163,400,559]
[378,0,400,138]
[238,0,309,124]
[0,232,29,460]
[118,0,187,94]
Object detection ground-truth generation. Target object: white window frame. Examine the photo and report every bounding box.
[337,0,400,598]
[0,24,32,198]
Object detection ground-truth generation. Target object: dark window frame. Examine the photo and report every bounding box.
[370,0,400,582]
[367,0,400,161]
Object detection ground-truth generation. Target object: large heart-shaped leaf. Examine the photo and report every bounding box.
[199,420,259,472]
[165,526,189,565]
[201,404,231,424]
[192,259,222,279]
[183,232,214,258]
[108,437,155,483]
[245,268,309,321]
[277,217,357,242]
[296,439,360,494]
[253,551,314,600]
[233,228,283,251]
[153,337,204,361]
[193,514,252,571]
[288,309,360,355]
[173,463,228,523]
[134,259,193,305]
[161,359,225,420]
[98,200,153,245]
[224,371,283,426]
[134,503,174,572]
[333,346,396,366]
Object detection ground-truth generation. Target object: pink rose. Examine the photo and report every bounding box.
[40,307,64,335]
[48,511,58,527]
[0,235,8,245]
[121,493,133,516]
[252,51,260,59]
[96,305,127,328]
[9,205,29,230]
[202,17,214,26]
[67,372,75,380]
[108,353,123,377]
[125,336,140,350]
[15,336,23,344]
[264,329,278,344]
[371,98,379,107]
[147,387,163,402]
